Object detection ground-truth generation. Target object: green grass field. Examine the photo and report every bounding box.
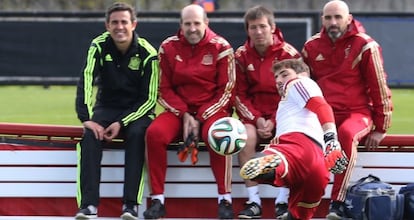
[0,85,413,134]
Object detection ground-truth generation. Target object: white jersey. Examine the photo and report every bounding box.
[275,76,325,148]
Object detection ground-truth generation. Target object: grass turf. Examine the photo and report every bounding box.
[0,85,412,134]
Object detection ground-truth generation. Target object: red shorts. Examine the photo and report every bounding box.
[263,132,329,220]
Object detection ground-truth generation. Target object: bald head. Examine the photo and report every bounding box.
[323,0,350,15]
[322,0,352,42]
[180,4,209,45]
[181,4,207,22]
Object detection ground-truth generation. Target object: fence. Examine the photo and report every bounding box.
[0,11,414,87]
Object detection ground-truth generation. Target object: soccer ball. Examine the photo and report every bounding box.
[208,117,247,155]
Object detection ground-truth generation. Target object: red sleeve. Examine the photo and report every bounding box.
[158,43,188,118]
[196,39,235,122]
[360,43,393,133]
[305,96,335,125]
[234,51,262,125]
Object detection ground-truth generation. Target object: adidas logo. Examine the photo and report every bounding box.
[315,53,325,61]
[175,55,183,62]
[247,64,255,71]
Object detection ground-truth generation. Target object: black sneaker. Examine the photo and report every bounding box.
[218,199,234,219]
[121,204,138,220]
[143,199,166,219]
[253,170,276,185]
[75,205,97,219]
[238,201,262,219]
[240,154,281,180]
[275,203,288,219]
[326,201,345,220]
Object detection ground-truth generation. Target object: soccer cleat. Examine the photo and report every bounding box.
[121,204,138,220]
[252,170,276,185]
[275,203,288,219]
[326,201,345,220]
[238,201,262,219]
[240,154,281,180]
[218,199,234,219]
[143,199,166,219]
[75,205,97,219]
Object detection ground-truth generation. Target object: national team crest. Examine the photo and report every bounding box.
[128,56,140,70]
[202,54,213,65]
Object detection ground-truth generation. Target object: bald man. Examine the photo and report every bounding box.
[144,4,236,219]
[302,1,393,219]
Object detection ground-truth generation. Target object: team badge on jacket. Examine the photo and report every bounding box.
[202,54,213,65]
[128,56,140,70]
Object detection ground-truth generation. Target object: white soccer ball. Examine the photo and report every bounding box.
[208,117,247,156]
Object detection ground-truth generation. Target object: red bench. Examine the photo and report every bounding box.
[0,122,413,218]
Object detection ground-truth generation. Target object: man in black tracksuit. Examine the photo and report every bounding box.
[74,2,159,220]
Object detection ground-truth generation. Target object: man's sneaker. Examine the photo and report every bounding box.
[75,205,97,219]
[240,154,281,180]
[326,201,345,220]
[143,199,166,219]
[238,201,262,219]
[275,203,288,219]
[218,199,234,219]
[121,204,138,220]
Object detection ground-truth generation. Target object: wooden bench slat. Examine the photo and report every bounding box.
[0,183,123,197]
[356,152,414,166]
[0,150,125,165]
[1,167,125,182]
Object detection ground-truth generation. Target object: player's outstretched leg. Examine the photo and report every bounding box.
[240,154,281,180]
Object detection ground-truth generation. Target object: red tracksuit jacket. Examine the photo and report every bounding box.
[302,19,392,132]
[158,27,235,122]
[234,28,301,125]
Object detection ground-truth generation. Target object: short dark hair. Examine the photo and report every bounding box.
[243,5,275,30]
[105,2,136,23]
[272,59,310,76]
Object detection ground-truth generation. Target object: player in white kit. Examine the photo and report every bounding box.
[240,59,347,220]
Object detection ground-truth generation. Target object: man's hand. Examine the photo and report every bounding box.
[256,117,274,139]
[182,112,200,143]
[104,122,121,142]
[324,132,348,174]
[83,121,105,140]
[364,131,386,150]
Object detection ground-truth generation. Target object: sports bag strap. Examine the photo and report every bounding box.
[358,174,381,184]
[350,174,382,191]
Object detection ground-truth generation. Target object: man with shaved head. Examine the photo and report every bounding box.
[302,1,393,219]
[144,4,236,219]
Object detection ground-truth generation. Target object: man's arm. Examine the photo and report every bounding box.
[233,48,262,125]
[157,43,189,118]
[75,41,101,123]
[360,40,393,147]
[197,38,235,122]
[306,96,348,174]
